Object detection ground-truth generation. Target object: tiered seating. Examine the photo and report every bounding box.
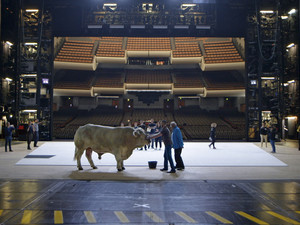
[203,71,244,89]
[174,37,197,42]
[55,41,94,63]
[96,41,125,57]
[54,107,123,139]
[174,73,203,88]
[203,41,243,64]
[174,108,242,140]
[54,71,93,89]
[123,109,173,124]
[101,37,124,42]
[93,73,123,88]
[173,42,202,58]
[127,37,171,51]
[126,70,171,84]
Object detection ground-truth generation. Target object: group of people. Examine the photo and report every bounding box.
[260,122,278,153]
[123,119,184,173]
[3,119,40,152]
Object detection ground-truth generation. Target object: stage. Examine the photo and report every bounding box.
[16,142,287,168]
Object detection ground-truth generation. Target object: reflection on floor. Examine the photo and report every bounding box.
[0,179,299,224]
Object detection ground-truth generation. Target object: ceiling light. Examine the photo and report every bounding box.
[22,109,37,113]
[287,43,295,48]
[103,3,117,7]
[25,9,39,13]
[24,42,38,46]
[260,10,274,14]
[5,41,13,46]
[281,16,288,19]
[288,80,295,83]
[181,4,196,7]
[261,77,275,80]
[5,78,13,82]
[288,9,296,15]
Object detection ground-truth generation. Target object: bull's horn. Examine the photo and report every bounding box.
[133,130,138,137]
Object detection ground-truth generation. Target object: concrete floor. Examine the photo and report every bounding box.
[0,140,300,224]
[0,140,299,181]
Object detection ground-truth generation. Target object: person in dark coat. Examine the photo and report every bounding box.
[150,120,176,173]
[155,121,162,150]
[260,122,268,147]
[171,121,184,170]
[4,122,15,152]
[269,125,277,153]
[209,123,217,149]
[138,120,147,151]
[27,121,34,150]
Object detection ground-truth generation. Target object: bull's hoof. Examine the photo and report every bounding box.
[117,168,123,172]
[122,167,125,170]
[78,167,83,170]
[92,166,98,169]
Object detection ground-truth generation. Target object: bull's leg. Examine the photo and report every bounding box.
[115,155,123,171]
[121,161,125,171]
[97,153,104,160]
[86,148,98,169]
[75,147,84,170]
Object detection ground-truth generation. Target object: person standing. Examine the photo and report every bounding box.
[260,122,268,147]
[27,121,34,150]
[155,121,162,150]
[4,122,15,152]
[269,125,277,153]
[209,123,217,149]
[151,120,176,173]
[138,120,147,151]
[170,121,184,170]
[297,124,300,150]
[148,118,156,149]
[33,119,40,147]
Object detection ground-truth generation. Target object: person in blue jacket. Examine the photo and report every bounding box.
[170,121,185,170]
[4,122,15,152]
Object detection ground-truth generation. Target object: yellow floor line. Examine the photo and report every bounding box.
[54,210,64,224]
[114,211,129,223]
[21,210,32,224]
[266,211,300,224]
[0,209,3,216]
[296,211,300,214]
[206,211,233,224]
[145,211,164,223]
[235,211,269,225]
[84,211,97,223]
[175,211,197,223]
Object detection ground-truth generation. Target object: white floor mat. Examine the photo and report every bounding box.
[16,142,287,167]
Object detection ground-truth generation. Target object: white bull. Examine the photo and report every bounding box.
[74,124,150,171]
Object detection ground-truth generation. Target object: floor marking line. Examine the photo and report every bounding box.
[145,211,164,223]
[235,211,269,225]
[21,210,32,224]
[84,211,97,223]
[266,211,300,224]
[0,209,3,216]
[114,211,129,223]
[175,211,197,223]
[54,210,64,224]
[296,211,300,214]
[206,211,233,224]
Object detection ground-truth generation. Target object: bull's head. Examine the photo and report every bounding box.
[133,127,151,147]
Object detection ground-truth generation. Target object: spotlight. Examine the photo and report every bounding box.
[286,43,295,48]
[288,9,296,15]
